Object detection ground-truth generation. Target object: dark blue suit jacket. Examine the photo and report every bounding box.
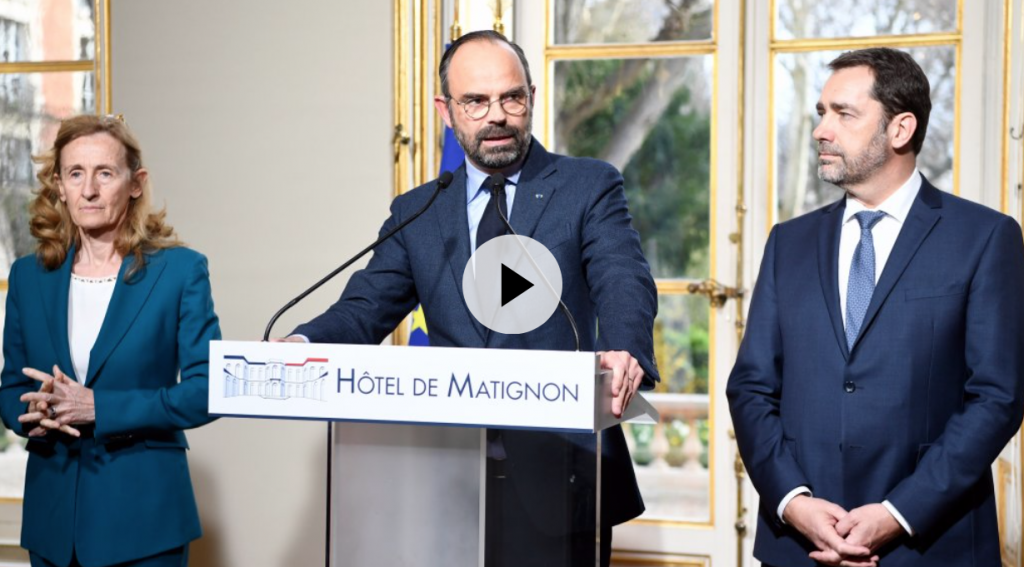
[0,247,221,567]
[727,177,1024,566]
[295,140,659,529]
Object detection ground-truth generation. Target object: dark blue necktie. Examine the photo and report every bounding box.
[476,182,508,250]
[845,210,887,349]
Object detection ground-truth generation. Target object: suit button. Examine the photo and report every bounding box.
[844,381,856,393]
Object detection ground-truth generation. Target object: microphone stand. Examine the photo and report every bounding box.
[263,171,454,341]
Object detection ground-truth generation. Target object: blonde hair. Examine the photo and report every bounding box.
[29,114,181,280]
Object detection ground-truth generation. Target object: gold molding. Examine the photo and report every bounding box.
[433,0,444,177]
[392,0,412,347]
[734,2,748,565]
[771,33,961,53]
[1001,0,1013,214]
[546,42,716,60]
[0,61,93,74]
[0,280,8,292]
[102,0,111,113]
[611,549,710,567]
[414,0,428,187]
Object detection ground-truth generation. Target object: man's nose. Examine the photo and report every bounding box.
[486,101,508,123]
[812,118,831,142]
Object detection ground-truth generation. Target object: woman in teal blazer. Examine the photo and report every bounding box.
[0,115,220,567]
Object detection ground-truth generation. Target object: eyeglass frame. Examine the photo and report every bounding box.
[445,87,533,121]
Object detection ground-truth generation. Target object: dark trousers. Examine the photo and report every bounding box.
[485,458,612,567]
[30,546,188,567]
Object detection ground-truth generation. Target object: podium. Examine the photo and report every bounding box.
[209,340,657,567]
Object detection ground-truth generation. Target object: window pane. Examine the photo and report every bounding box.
[625,293,710,521]
[0,71,93,499]
[776,0,957,40]
[553,0,713,45]
[774,47,955,222]
[0,0,95,62]
[553,56,711,279]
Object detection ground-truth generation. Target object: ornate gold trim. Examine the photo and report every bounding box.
[0,280,8,291]
[1001,0,1013,213]
[102,0,111,113]
[0,61,93,74]
[392,0,412,347]
[546,42,716,59]
[954,38,961,197]
[610,549,710,567]
[771,33,961,52]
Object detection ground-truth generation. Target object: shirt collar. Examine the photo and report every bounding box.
[843,168,921,225]
[465,160,522,205]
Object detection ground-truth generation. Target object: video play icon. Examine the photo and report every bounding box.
[463,235,563,335]
[501,264,534,306]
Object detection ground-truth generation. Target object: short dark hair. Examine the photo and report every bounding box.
[439,30,533,98]
[828,47,932,155]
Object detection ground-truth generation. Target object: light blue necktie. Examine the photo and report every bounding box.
[845,211,887,349]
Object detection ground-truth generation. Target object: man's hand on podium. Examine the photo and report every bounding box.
[270,336,306,343]
[599,350,644,418]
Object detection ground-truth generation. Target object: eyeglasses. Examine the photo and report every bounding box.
[449,90,530,120]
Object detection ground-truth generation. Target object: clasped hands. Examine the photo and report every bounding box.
[784,495,904,567]
[17,365,96,438]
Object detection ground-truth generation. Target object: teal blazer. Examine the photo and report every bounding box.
[0,247,220,567]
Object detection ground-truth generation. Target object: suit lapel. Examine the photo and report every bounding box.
[38,251,76,379]
[851,179,942,352]
[817,199,849,361]
[439,165,487,343]
[509,140,558,238]
[86,252,166,385]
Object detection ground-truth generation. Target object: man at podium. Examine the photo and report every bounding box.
[283,30,659,567]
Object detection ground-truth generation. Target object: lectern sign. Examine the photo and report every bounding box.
[208,340,605,432]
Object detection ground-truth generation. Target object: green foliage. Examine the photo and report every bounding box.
[558,58,711,396]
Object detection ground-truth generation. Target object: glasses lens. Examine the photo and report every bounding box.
[465,101,488,119]
[501,96,526,116]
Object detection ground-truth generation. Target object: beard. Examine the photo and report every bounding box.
[817,126,890,188]
[451,109,533,171]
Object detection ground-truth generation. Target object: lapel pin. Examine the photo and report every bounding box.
[535,193,544,199]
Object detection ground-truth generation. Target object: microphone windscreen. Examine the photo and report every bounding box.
[487,173,506,193]
[437,171,454,189]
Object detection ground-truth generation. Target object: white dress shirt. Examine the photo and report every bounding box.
[778,170,922,536]
[68,273,117,383]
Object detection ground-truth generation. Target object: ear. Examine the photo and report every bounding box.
[889,112,917,152]
[434,96,454,129]
[130,168,147,199]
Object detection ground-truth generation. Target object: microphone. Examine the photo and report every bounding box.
[263,171,455,341]
[485,173,581,351]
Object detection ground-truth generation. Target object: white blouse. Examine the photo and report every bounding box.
[68,273,117,383]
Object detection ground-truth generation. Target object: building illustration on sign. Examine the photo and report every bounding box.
[223,355,329,401]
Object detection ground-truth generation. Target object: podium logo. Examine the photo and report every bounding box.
[223,355,330,401]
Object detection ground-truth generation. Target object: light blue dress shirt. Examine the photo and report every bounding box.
[465,160,520,249]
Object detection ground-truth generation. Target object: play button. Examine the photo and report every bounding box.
[501,264,534,306]
[463,235,563,335]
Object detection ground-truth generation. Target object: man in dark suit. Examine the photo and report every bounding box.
[727,47,1024,567]
[284,31,659,566]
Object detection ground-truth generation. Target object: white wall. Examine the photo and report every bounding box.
[111,2,393,565]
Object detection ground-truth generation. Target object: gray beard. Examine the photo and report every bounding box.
[453,114,533,171]
[817,130,890,188]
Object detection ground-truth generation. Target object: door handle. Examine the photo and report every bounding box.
[687,279,743,309]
